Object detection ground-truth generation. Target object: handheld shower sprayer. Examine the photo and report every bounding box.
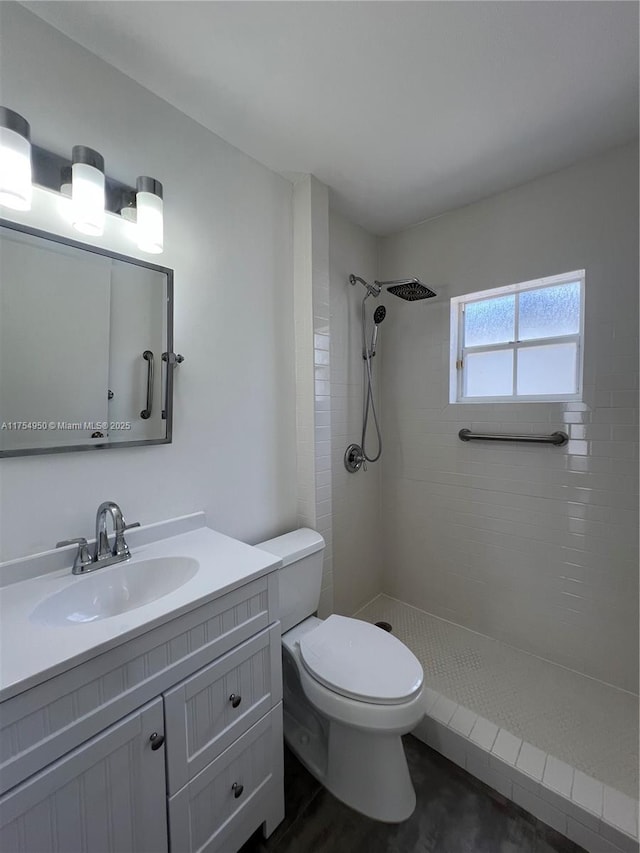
[370,305,386,357]
[344,272,437,473]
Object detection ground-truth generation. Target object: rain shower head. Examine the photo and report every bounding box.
[375,278,437,301]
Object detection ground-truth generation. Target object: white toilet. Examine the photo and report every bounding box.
[256,528,424,823]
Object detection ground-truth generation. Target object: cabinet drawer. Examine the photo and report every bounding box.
[164,623,282,794]
[168,704,283,853]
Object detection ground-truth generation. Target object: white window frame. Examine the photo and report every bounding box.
[449,270,585,404]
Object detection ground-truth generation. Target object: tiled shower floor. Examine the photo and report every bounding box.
[355,595,639,799]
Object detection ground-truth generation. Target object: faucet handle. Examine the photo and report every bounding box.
[56,537,88,549]
[56,538,93,574]
[113,521,140,557]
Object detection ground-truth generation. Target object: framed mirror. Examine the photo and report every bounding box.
[0,219,175,457]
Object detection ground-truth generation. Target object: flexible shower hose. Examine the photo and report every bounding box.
[361,294,383,463]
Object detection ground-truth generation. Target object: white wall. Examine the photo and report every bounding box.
[0,4,297,560]
[329,210,383,616]
[377,142,639,692]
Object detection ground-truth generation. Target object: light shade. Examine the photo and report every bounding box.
[0,107,32,211]
[136,176,163,254]
[71,145,105,236]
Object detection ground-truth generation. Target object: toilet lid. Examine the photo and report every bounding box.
[299,615,423,705]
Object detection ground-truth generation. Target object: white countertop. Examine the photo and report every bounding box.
[0,525,281,701]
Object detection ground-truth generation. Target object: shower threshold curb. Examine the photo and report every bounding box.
[412,688,639,853]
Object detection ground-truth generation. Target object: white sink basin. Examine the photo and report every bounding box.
[30,557,200,626]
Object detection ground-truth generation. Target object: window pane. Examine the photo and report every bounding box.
[517,342,577,396]
[464,295,515,347]
[465,349,513,397]
[518,282,580,341]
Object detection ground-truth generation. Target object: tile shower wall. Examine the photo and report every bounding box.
[329,211,384,615]
[293,176,333,616]
[377,142,639,692]
[312,184,333,617]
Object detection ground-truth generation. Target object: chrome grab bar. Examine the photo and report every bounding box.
[140,350,154,419]
[458,429,568,446]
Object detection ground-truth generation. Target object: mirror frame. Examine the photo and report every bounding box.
[0,218,175,458]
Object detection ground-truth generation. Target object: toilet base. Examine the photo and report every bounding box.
[284,711,417,823]
[325,722,416,822]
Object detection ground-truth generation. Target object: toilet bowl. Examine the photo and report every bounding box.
[256,529,424,823]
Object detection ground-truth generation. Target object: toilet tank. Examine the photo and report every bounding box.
[255,528,325,634]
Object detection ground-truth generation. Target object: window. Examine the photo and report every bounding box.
[450,271,585,403]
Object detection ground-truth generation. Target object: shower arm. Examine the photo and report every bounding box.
[350,274,381,299]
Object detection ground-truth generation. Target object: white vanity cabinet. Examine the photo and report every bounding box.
[0,570,284,853]
[0,699,167,853]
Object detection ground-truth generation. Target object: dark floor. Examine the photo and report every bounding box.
[240,736,587,853]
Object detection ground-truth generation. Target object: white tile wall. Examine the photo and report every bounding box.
[469,716,499,751]
[449,704,477,737]
[512,783,568,836]
[603,788,639,842]
[377,142,639,692]
[544,756,575,799]
[516,742,547,783]
[293,176,334,616]
[430,694,458,725]
[572,770,605,824]
[328,210,384,615]
[492,729,522,766]
[293,177,317,528]
[296,200,382,620]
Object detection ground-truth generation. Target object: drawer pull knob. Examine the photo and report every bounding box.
[149,732,165,751]
[232,782,244,799]
[229,693,242,708]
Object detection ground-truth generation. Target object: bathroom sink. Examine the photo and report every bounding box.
[30,557,200,626]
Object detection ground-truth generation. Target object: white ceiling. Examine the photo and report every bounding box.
[23,1,639,235]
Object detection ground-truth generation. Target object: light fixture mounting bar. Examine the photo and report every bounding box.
[31,144,135,215]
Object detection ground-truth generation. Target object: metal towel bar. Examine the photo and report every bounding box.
[458,429,568,446]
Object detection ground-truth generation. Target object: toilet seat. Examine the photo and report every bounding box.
[299,615,423,706]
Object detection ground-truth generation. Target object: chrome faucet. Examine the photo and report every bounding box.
[57,501,140,575]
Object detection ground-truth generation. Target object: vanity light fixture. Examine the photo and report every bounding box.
[71,145,105,236]
[60,165,72,197]
[136,176,163,254]
[120,190,137,223]
[0,107,32,211]
[1,108,164,253]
